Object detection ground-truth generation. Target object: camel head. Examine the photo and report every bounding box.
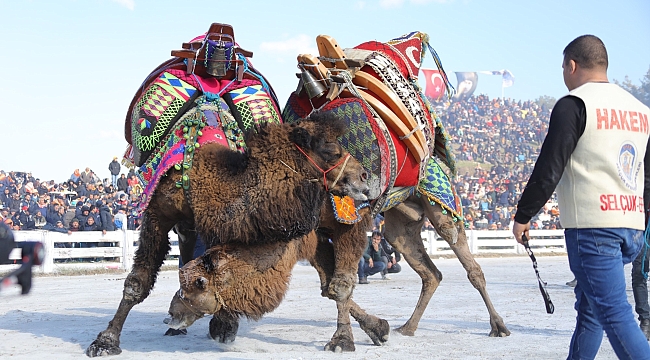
[164,249,226,330]
[289,113,370,201]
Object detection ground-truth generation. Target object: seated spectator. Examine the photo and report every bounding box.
[18,206,35,230]
[358,231,388,284]
[33,211,46,229]
[116,174,128,192]
[49,220,71,234]
[380,234,402,277]
[95,200,115,235]
[82,216,101,231]
[69,218,81,232]
[4,217,19,231]
[114,207,127,231]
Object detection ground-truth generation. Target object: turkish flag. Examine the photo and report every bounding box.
[420,68,446,100]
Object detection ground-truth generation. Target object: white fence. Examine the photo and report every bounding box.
[421,229,566,256]
[1,229,566,274]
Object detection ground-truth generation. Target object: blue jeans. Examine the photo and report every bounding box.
[111,174,118,187]
[632,243,650,321]
[565,228,650,360]
[358,257,386,278]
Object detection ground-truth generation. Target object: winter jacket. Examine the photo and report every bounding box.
[108,160,121,176]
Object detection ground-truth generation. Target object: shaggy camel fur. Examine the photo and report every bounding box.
[166,165,511,353]
[85,114,370,357]
[164,230,389,347]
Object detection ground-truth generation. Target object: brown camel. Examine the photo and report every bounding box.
[164,230,389,347]
[85,114,370,357]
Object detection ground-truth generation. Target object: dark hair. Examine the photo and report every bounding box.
[563,34,608,70]
[371,230,383,239]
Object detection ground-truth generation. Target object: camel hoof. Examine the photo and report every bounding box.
[85,340,122,357]
[394,325,415,337]
[360,318,390,345]
[324,336,355,352]
[209,315,239,343]
[164,328,187,336]
[489,327,511,337]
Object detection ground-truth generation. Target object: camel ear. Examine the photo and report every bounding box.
[290,127,312,150]
[195,277,208,290]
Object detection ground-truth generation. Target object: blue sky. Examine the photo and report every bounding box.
[1,0,649,182]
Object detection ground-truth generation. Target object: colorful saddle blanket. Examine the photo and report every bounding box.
[283,31,459,217]
[123,33,282,213]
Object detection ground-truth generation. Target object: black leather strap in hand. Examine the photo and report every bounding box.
[523,234,554,314]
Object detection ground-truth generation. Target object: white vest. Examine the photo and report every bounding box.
[556,82,650,230]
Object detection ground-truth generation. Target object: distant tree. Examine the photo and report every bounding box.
[613,66,650,107]
[535,95,557,111]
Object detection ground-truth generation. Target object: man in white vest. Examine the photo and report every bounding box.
[512,35,650,359]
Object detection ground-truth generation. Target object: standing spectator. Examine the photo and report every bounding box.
[512,35,650,359]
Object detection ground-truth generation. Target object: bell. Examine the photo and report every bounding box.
[300,69,327,99]
[206,45,228,77]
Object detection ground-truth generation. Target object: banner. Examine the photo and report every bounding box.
[453,72,478,100]
[502,70,515,88]
[479,70,515,88]
[420,68,447,100]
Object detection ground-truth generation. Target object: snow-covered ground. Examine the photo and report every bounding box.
[0,255,624,359]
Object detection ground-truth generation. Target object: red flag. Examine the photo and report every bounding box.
[420,68,446,100]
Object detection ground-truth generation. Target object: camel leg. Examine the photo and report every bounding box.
[86,204,174,357]
[382,198,442,336]
[308,236,389,347]
[423,198,510,337]
[349,301,390,346]
[324,299,355,352]
[319,205,372,302]
[209,310,240,343]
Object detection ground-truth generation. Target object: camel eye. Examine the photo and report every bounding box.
[321,143,341,161]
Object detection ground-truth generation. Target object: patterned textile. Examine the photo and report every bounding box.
[330,194,370,224]
[355,37,457,175]
[134,81,281,213]
[322,98,389,199]
[380,186,415,212]
[226,84,282,133]
[417,157,463,221]
[131,71,199,166]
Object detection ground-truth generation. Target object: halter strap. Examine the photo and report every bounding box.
[294,145,351,192]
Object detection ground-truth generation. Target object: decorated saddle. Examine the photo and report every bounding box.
[122,23,282,212]
[282,31,463,221]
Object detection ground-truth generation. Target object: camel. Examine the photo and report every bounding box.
[85,114,371,357]
[164,230,389,347]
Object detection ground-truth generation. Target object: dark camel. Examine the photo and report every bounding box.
[85,115,370,357]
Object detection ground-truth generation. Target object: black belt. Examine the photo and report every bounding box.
[523,234,555,314]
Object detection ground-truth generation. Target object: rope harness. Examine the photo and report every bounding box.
[294,145,351,192]
[175,288,226,318]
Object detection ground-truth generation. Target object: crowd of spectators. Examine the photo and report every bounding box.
[0,162,143,237]
[436,94,561,231]
[1,94,561,239]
